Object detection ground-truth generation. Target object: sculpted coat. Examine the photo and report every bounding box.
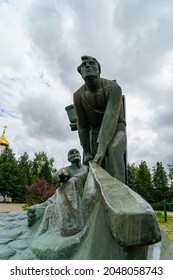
[73,77,126,183]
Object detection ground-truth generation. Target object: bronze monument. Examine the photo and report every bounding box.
[20,56,161,260]
[73,56,126,183]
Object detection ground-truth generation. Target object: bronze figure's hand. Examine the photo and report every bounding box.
[58,168,69,182]
[93,152,104,166]
[84,153,94,165]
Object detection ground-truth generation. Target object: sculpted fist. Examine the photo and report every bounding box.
[58,168,69,182]
[83,153,94,165]
[93,152,104,166]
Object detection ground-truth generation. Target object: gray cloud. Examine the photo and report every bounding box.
[112,0,173,85]
[19,94,71,141]
[1,0,173,170]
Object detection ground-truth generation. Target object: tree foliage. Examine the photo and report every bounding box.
[0,147,20,201]
[1,147,173,205]
[27,179,56,205]
[167,162,173,196]
[128,160,171,205]
[0,147,57,202]
[127,163,138,191]
[134,161,154,203]
[30,152,56,184]
[152,161,169,202]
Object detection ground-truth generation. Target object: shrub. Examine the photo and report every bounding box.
[151,202,165,211]
[27,179,56,206]
[152,201,173,211]
[22,204,29,211]
[167,202,173,211]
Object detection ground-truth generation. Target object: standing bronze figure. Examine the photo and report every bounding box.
[73,56,126,183]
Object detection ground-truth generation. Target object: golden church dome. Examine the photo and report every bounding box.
[0,125,9,147]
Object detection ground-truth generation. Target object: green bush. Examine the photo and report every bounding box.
[167,202,173,211]
[151,202,165,211]
[21,204,29,211]
[152,201,173,211]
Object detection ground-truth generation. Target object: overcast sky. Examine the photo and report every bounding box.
[0,0,173,171]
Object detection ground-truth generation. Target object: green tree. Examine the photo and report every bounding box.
[0,148,57,203]
[152,161,169,202]
[0,147,20,201]
[31,152,56,184]
[39,158,54,184]
[167,162,173,195]
[135,161,154,203]
[17,152,33,202]
[128,163,138,190]
[18,152,33,184]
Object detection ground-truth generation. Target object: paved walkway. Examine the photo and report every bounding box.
[0,203,24,213]
[0,210,33,260]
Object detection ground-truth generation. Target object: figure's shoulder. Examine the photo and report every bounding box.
[101,77,122,91]
[73,84,85,99]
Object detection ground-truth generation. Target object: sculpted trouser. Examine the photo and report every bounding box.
[91,126,127,183]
